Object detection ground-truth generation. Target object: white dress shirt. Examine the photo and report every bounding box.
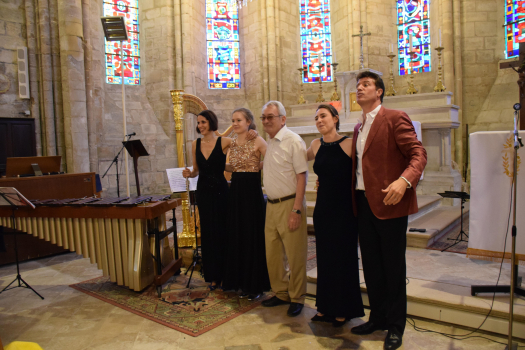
[355,104,381,191]
[263,126,309,200]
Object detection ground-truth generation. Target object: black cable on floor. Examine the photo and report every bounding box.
[406,181,525,347]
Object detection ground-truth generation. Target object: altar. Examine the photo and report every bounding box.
[287,68,463,205]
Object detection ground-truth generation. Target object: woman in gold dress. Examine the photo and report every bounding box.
[222,108,271,300]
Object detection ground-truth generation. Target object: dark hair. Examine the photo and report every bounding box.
[196,110,218,134]
[356,71,385,103]
[232,107,257,131]
[316,104,340,131]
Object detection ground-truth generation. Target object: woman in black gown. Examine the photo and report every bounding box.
[222,108,270,300]
[183,110,230,289]
[307,104,365,327]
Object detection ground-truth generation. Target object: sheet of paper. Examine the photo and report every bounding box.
[166,167,198,193]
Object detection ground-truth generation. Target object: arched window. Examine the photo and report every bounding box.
[300,0,333,83]
[505,0,525,58]
[206,0,241,89]
[103,0,140,85]
[397,0,431,75]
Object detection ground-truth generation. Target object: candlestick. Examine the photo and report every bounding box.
[439,28,442,47]
[409,33,413,52]
[385,53,397,96]
[406,47,418,95]
[330,63,340,101]
[297,67,307,104]
[316,63,325,103]
[433,46,446,92]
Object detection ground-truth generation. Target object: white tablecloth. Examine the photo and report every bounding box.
[468,131,525,263]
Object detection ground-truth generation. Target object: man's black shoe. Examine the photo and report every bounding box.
[261,296,290,307]
[383,328,402,350]
[350,321,387,335]
[287,302,304,317]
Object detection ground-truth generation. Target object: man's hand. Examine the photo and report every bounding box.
[381,178,408,205]
[247,130,258,140]
[288,211,301,231]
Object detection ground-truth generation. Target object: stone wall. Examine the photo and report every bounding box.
[0,0,31,118]
[1,0,519,193]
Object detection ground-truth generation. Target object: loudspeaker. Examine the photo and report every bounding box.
[17,47,30,99]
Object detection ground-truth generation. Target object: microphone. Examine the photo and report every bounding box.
[126,132,136,137]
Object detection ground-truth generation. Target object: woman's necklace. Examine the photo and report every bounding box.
[202,136,215,143]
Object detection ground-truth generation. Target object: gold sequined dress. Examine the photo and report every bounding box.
[222,138,271,294]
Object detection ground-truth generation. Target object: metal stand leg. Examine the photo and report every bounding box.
[0,212,44,300]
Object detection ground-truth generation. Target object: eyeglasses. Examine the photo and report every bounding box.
[259,115,280,121]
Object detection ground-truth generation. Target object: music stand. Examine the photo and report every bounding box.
[184,191,203,288]
[0,187,44,299]
[123,140,149,196]
[437,191,470,252]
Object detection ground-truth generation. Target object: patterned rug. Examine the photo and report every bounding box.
[307,235,317,271]
[70,272,270,337]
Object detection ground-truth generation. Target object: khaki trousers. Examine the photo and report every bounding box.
[265,198,307,304]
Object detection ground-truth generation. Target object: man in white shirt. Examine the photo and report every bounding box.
[260,100,309,317]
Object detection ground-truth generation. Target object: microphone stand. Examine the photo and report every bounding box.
[102,134,134,197]
[505,104,523,350]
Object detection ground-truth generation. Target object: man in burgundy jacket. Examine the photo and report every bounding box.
[350,71,427,350]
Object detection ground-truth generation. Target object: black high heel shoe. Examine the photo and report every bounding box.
[311,314,333,323]
[332,318,348,327]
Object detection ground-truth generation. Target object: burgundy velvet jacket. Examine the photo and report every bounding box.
[351,106,427,220]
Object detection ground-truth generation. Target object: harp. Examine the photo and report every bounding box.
[170,91,233,248]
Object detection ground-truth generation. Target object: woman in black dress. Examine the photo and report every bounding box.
[307,104,365,327]
[182,110,230,290]
[222,108,270,300]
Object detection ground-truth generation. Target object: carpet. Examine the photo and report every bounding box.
[70,272,269,337]
[307,235,317,271]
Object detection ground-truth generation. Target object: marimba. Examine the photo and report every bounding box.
[0,195,181,293]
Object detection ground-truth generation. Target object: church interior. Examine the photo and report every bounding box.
[1,0,525,349]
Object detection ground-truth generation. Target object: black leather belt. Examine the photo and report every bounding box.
[267,194,296,204]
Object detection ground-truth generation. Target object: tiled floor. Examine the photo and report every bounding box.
[0,252,523,350]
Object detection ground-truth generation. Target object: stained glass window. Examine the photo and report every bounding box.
[103,0,140,85]
[300,0,333,83]
[505,0,525,58]
[206,0,241,89]
[397,0,431,76]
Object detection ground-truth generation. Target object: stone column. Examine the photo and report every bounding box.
[452,0,463,177]
[181,0,193,94]
[81,0,97,173]
[260,0,269,102]
[266,0,278,101]
[37,0,57,156]
[49,0,65,166]
[174,0,183,90]
[24,0,43,156]
[57,0,89,173]
[274,0,282,102]
[351,0,361,70]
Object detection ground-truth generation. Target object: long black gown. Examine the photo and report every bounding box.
[313,136,365,319]
[222,138,271,295]
[196,137,229,284]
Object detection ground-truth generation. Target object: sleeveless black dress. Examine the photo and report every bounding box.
[313,136,365,319]
[222,139,270,295]
[196,137,229,284]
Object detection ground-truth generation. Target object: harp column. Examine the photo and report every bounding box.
[170,89,195,247]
